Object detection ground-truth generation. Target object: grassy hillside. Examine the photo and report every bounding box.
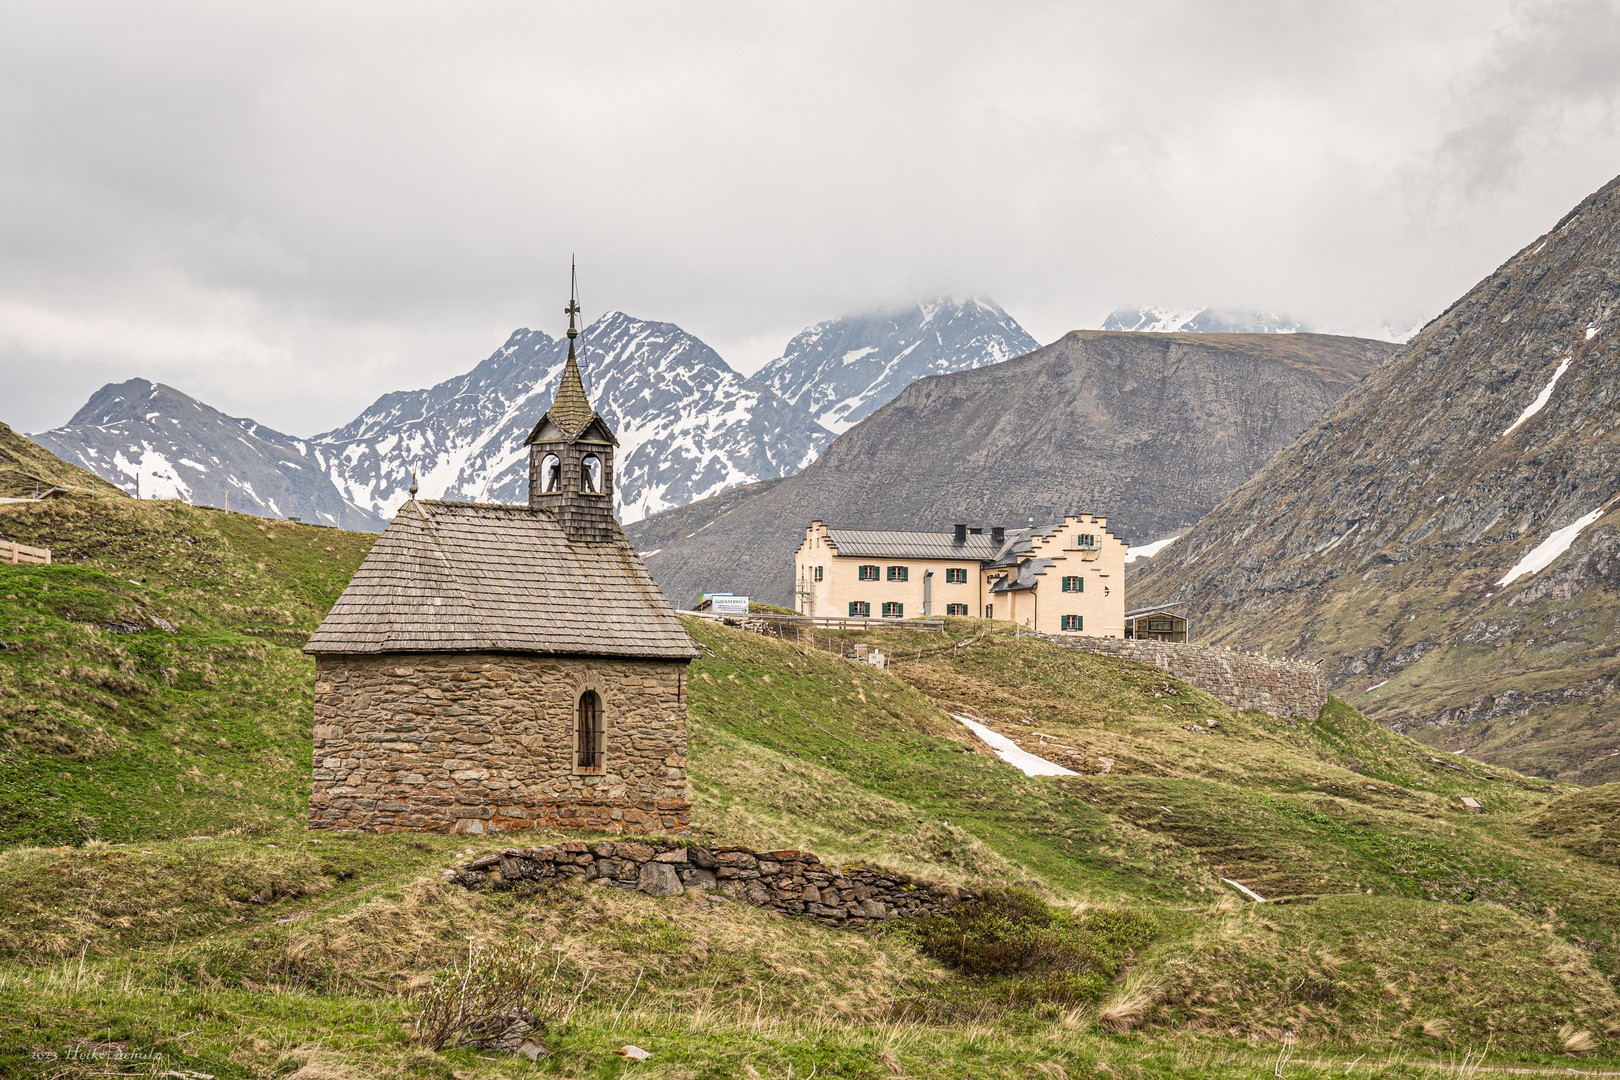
[0,495,374,844]
[0,422,127,499]
[2,499,1618,1075]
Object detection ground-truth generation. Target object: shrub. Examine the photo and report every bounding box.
[908,889,1156,1003]
[410,942,557,1052]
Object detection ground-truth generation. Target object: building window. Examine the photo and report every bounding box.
[882,601,904,618]
[581,453,602,493]
[887,565,909,582]
[946,603,968,616]
[858,565,880,581]
[1078,533,1096,547]
[1061,614,1082,631]
[1063,575,1083,592]
[985,604,993,619]
[945,567,967,584]
[540,453,562,493]
[849,601,870,617]
[576,690,603,773]
[813,566,823,582]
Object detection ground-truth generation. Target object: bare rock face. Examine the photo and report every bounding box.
[1131,172,1620,782]
[636,331,1392,607]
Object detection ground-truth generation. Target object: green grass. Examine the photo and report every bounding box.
[3,496,1620,1074]
[0,496,373,844]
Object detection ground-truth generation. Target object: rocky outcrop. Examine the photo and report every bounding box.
[642,331,1394,607]
[1129,173,1620,781]
[445,840,976,929]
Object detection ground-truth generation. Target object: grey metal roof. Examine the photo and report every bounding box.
[1124,604,1187,617]
[305,499,698,659]
[990,556,1055,593]
[824,529,1003,560]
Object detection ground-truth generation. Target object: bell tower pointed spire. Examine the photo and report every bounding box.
[550,258,594,435]
[523,259,620,542]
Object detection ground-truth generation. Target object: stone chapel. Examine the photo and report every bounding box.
[304,283,698,836]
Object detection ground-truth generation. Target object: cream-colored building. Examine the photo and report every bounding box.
[792,515,1127,637]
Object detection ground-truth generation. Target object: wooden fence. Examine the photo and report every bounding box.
[0,540,51,565]
[680,610,944,632]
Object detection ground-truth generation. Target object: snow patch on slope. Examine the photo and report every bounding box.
[1501,357,1572,437]
[1497,507,1607,587]
[952,714,1077,777]
[1126,535,1180,563]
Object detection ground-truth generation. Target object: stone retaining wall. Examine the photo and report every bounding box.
[1045,636,1327,718]
[446,839,975,929]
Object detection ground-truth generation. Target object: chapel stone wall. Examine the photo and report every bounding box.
[310,651,689,835]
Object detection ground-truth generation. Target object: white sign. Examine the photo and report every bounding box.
[710,595,750,615]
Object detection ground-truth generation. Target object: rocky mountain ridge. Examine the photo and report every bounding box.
[1101,306,1306,334]
[748,298,1038,433]
[635,330,1396,607]
[1129,173,1620,783]
[309,312,829,524]
[29,381,384,529]
[31,313,835,528]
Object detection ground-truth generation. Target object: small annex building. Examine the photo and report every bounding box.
[793,515,1127,637]
[304,289,699,837]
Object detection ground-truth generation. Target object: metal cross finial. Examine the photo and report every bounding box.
[565,257,580,340]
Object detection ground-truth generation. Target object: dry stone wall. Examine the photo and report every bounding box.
[1045,635,1326,718]
[446,840,976,929]
[311,651,690,836]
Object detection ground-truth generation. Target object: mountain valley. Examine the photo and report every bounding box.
[637,330,1397,607]
[1130,174,1620,784]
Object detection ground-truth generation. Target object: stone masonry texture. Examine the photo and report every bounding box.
[445,840,978,930]
[310,651,690,835]
[1045,635,1327,718]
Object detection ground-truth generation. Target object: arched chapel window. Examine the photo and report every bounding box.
[581,453,602,493]
[576,689,603,772]
[541,453,562,493]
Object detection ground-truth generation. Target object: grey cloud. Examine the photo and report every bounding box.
[2,0,1619,436]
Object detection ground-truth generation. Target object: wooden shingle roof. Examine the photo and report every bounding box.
[305,499,698,659]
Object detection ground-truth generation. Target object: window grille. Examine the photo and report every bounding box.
[858,565,879,581]
[1061,614,1082,631]
[576,689,603,772]
[882,601,904,618]
[848,601,870,617]
[1063,575,1082,592]
[946,603,968,616]
[886,565,909,582]
[946,567,967,584]
[813,566,823,582]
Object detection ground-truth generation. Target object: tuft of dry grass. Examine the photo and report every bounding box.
[1561,1024,1596,1054]
[275,1046,369,1080]
[1096,988,1157,1033]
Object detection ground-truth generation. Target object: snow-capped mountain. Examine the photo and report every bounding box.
[748,297,1039,434]
[30,380,385,529]
[311,312,831,524]
[1101,306,1305,334]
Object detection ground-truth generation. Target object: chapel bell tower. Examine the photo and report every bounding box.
[525,263,619,543]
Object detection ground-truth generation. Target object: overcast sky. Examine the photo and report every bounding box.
[3,1,1619,437]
